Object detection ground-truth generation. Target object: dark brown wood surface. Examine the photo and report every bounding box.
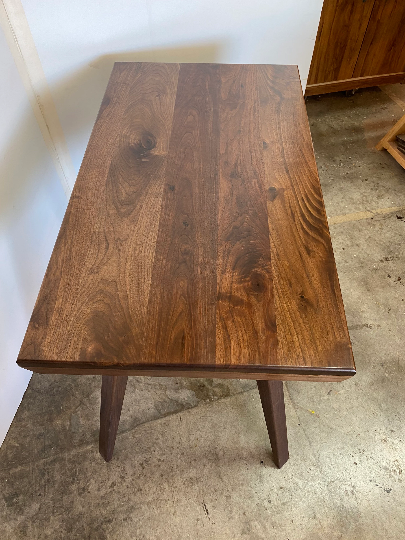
[17,62,355,380]
[257,380,289,468]
[305,72,405,97]
[99,375,128,462]
[307,0,374,85]
[353,0,405,78]
[307,0,405,94]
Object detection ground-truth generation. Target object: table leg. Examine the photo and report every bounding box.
[257,380,289,468]
[99,375,128,462]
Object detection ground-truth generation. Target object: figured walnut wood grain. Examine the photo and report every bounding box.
[216,65,277,366]
[307,0,405,93]
[144,64,220,366]
[18,62,355,381]
[307,0,375,86]
[353,0,405,79]
[257,65,353,371]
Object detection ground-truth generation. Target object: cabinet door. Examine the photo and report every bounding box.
[307,0,375,85]
[353,0,405,77]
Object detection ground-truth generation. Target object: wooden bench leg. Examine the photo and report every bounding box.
[99,375,128,462]
[257,380,289,468]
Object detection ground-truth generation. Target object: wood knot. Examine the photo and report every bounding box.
[250,272,266,294]
[140,132,156,151]
[129,132,157,159]
[267,187,278,202]
[298,293,311,312]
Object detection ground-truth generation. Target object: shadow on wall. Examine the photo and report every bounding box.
[0,103,67,319]
[0,42,222,315]
[48,43,224,173]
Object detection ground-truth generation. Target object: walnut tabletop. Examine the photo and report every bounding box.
[17,62,355,382]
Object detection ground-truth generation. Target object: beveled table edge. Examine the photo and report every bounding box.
[17,360,355,382]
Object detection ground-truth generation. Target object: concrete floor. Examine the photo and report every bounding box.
[1,85,405,539]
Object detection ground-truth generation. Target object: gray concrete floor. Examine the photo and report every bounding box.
[1,85,405,539]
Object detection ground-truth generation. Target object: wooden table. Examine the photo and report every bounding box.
[17,62,355,468]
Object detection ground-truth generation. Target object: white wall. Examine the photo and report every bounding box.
[20,0,323,177]
[0,0,322,446]
[0,23,67,446]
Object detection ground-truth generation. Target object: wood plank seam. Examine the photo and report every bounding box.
[17,62,355,381]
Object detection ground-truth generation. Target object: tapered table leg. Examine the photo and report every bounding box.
[99,375,128,462]
[257,380,289,468]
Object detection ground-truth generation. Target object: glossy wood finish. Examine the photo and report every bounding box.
[17,62,354,381]
[99,375,128,462]
[257,380,289,468]
[307,0,374,85]
[353,1,405,78]
[30,366,351,381]
[307,0,405,94]
[305,72,405,97]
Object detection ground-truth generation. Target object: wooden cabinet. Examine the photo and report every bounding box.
[306,0,405,95]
